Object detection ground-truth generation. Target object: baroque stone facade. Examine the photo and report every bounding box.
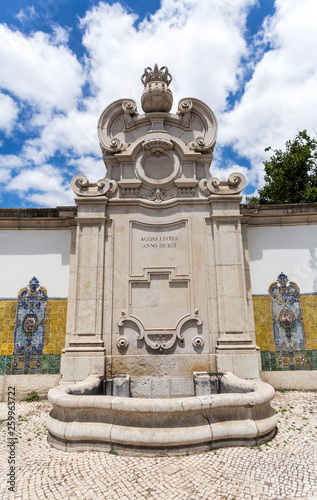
[1,69,317,397]
[61,65,259,389]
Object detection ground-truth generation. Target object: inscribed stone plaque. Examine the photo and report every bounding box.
[130,221,188,276]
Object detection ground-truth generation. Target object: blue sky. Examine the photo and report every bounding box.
[0,0,316,208]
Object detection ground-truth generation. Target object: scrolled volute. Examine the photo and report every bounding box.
[177,99,193,114]
[194,137,206,150]
[71,174,117,197]
[227,172,246,190]
[108,138,123,153]
[190,136,215,153]
[208,177,221,190]
[199,172,246,196]
[122,100,138,115]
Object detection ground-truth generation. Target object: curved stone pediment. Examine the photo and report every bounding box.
[72,65,246,201]
[97,97,218,160]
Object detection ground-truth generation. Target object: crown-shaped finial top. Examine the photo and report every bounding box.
[141,64,172,87]
[277,272,288,287]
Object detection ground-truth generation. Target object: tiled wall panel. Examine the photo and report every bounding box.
[254,274,317,371]
[0,278,67,375]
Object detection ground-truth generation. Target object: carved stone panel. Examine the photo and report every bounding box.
[117,219,202,351]
[130,221,188,275]
[131,273,189,329]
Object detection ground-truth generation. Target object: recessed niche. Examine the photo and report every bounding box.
[143,154,173,180]
[135,149,180,187]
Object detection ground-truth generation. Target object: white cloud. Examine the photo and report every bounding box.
[0,155,24,169]
[6,164,64,192]
[220,0,317,166]
[13,0,256,181]
[51,25,71,45]
[80,0,255,112]
[68,155,106,181]
[4,164,74,207]
[16,6,36,23]
[2,0,317,207]
[0,24,84,112]
[0,93,19,133]
[211,160,257,185]
[21,106,101,168]
[6,165,61,198]
[27,190,74,207]
[0,169,12,185]
[0,155,25,185]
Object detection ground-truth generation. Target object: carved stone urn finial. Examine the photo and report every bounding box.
[141,64,173,113]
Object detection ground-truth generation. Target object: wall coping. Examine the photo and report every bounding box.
[1,202,317,228]
[241,202,317,226]
[0,206,77,229]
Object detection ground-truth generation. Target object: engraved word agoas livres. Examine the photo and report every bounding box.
[140,235,178,249]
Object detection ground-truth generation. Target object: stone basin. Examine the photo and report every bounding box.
[47,372,277,456]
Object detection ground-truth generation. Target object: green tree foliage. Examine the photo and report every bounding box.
[248,130,317,204]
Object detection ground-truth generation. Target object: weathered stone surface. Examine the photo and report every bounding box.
[61,65,259,389]
[47,372,276,454]
[49,65,272,456]
[0,374,61,401]
[261,370,317,390]
[113,375,130,397]
[193,371,210,396]
[1,390,316,499]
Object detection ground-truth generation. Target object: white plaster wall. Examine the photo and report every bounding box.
[261,370,317,390]
[247,225,317,295]
[0,230,71,298]
[0,374,61,401]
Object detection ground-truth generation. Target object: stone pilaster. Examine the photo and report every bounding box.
[61,202,107,383]
[210,196,260,378]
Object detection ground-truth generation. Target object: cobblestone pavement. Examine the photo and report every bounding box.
[0,391,317,500]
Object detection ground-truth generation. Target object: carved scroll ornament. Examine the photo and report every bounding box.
[177,98,218,153]
[118,310,203,351]
[98,99,138,156]
[71,174,117,197]
[199,172,246,195]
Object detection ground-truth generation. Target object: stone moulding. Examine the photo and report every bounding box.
[97,96,218,160]
[70,174,117,197]
[117,310,203,351]
[47,372,277,456]
[199,172,247,195]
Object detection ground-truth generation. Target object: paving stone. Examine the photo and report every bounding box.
[0,391,317,499]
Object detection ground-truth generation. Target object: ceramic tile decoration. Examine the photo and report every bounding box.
[253,274,317,372]
[0,278,68,375]
[12,277,47,373]
[269,273,306,368]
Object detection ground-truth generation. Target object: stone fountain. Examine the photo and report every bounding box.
[47,65,277,454]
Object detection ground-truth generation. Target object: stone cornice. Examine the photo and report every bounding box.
[0,206,77,229]
[241,202,317,226]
